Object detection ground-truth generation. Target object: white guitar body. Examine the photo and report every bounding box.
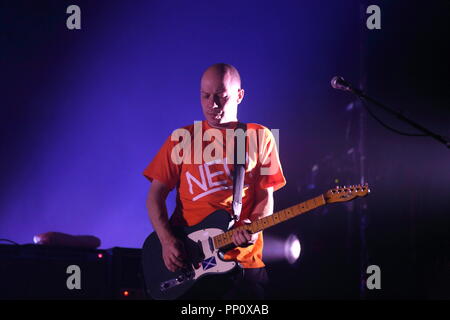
[142,209,240,300]
[188,228,237,280]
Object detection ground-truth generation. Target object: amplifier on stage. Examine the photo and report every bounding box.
[0,244,145,299]
[0,244,109,299]
[107,247,146,300]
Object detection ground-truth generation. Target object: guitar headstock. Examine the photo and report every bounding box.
[325,184,370,203]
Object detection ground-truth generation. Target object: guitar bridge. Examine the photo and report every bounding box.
[160,270,194,292]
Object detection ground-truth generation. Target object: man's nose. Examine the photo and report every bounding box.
[210,96,221,108]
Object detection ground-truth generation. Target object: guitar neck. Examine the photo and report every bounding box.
[213,194,326,250]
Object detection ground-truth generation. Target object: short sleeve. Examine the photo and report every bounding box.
[143,135,182,190]
[257,127,286,192]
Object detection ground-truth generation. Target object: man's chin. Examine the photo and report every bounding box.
[206,118,221,127]
[205,115,220,123]
[206,118,238,129]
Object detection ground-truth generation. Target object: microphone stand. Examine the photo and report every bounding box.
[347,86,450,149]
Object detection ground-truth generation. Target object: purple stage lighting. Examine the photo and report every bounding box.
[284,234,301,264]
[263,234,301,264]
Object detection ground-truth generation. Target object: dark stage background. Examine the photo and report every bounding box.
[0,0,448,299]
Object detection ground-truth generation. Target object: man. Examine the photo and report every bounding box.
[143,63,286,299]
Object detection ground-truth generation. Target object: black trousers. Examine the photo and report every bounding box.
[179,267,269,300]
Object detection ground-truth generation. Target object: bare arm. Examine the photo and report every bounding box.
[146,179,174,242]
[146,179,186,271]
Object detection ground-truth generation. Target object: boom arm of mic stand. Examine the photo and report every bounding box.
[348,88,450,149]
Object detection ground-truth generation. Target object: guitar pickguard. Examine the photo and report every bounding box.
[142,209,238,300]
[187,228,236,280]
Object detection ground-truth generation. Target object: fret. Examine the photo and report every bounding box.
[305,200,311,210]
[293,204,301,216]
[272,214,280,226]
[223,232,229,243]
[268,215,274,226]
[278,210,285,221]
[224,233,231,246]
[303,201,309,210]
[223,232,230,245]
[275,211,281,221]
[214,194,327,250]
[299,203,305,211]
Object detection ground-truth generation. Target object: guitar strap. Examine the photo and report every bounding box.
[232,122,247,222]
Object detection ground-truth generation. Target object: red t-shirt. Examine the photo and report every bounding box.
[143,120,286,268]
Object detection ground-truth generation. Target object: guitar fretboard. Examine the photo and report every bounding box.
[212,194,326,250]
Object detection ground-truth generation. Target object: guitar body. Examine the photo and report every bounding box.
[141,184,370,300]
[142,209,238,300]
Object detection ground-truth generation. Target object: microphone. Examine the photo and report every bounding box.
[331,76,361,94]
[331,79,450,149]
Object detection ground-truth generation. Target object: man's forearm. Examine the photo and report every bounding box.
[146,193,175,243]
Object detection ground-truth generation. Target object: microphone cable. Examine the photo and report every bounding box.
[357,96,429,137]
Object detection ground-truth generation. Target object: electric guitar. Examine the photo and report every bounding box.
[142,184,370,300]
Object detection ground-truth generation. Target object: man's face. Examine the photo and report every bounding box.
[200,70,244,128]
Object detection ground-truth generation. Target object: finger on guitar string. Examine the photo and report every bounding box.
[232,229,254,247]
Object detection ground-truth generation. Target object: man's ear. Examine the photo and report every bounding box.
[237,88,245,104]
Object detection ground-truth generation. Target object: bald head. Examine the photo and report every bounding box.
[200,63,245,128]
[201,63,241,89]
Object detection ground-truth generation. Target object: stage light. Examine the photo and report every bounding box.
[33,235,41,244]
[284,234,301,264]
[122,290,129,297]
[97,253,103,259]
[263,233,302,265]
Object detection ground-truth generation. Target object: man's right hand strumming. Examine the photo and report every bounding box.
[161,236,187,272]
[146,179,187,272]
